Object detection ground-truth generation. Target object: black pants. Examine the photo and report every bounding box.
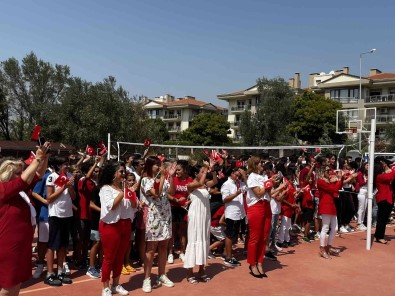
[338,188,355,226]
[374,200,392,240]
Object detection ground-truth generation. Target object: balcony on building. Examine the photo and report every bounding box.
[163,114,182,121]
[365,94,395,104]
[230,105,252,113]
[230,121,241,128]
[168,126,181,133]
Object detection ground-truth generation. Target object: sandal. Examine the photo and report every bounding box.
[187,277,198,285]
[319,250,331,259]
[199,274,211,282]
[376,239,388,244]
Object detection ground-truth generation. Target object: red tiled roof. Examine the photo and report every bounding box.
[164,99,208,107]
[368,73,395,80]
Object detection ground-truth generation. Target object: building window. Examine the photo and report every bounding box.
[369,89,382,96]
[330,88,359,98]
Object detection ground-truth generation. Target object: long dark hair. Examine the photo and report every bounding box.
[373,162,384,190]
[143,156,160,178]
[98,161,124,188]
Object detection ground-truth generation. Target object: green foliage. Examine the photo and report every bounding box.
[180,112,231,145]
[0,52,70,140]
[287,90,345,144]
[239,77,295,145]
[384,123,395,151]
[145,118,170,144]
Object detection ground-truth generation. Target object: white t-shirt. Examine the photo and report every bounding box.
[46,172,73,218]
[100,185,135,223]
[221,177,246,220]
[246,172,270,207]
[270,198,281,215]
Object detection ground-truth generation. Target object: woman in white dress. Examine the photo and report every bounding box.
[183,162,217,284]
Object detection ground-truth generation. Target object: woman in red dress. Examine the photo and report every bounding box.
[0,143,50,296]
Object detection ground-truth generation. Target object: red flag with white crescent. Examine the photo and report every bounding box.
[86,145,95,156]
[124,187,137,202]
[54,172,69,187]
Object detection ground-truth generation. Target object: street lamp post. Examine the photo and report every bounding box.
[359,48,376,151]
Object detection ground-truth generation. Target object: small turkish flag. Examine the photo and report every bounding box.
[98,142,107,156]
[31,125,41,141]
[54,172,69,187]
[124,187,137,202]
[24,151,36,165]
[315,148,321,153]
[263,179,273,190]
[143,139,152,148]
[86,145,95,156]
[157,153,165,162]
[235,160,243,168]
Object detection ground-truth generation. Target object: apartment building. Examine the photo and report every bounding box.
[143,95,227,141]
[217,73,302,141]
[310,68,395,137]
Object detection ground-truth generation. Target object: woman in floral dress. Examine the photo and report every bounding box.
[140,156,176,293]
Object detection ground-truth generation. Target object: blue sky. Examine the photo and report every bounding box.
[1,0,394,107]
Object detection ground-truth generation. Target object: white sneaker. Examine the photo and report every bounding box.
[339,226,348,233]
[142,278,152,293]
[345,225,354,232]
[314,232,320,240]
[111,284,128,295]
[167,254,174,264]
[179,253,185,262]
[102,287,112,296]
[357,224,367,231]
[157,274,174,288]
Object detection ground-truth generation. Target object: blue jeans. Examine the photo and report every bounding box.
[268,213,280,246]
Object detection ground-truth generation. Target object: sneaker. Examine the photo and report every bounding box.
[314,232,321,239]
[125,264,136,273]
[142,278,152,293]
[167,253,174,264]
[282,242,289,248]
[207,251,216,259]
[62,263,71,276]
[303,237,311,243]
[58,273,72,284]
[339,226,349,233]
[157,274,175,287]
[32,264,44,279]
[345,225,354,232]
[265,251,277,261]
[357,224,367,231]
[274,242,283,251]
[224,257,241,267]
[86,266,101,279]
[44,274,62,286]
[111,284,129,295]
[219,254,226,260]
[121,266,130,275]
[179,253,185,262]
[102,287,112,296]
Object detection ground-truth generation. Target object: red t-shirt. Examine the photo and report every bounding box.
[281,179,296,218]
[211,206,224,227]
[77,177,96,220]
[171,176,193,207]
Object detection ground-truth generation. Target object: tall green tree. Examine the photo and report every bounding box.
[0,87,11,139]
[145,118,170,144]
[0,52,70,139]
[239,77,295,145]
[180,113,231,145]
[287,90,344,144]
